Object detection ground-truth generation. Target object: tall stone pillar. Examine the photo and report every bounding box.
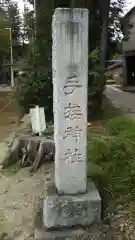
[35,8,101,240]
[53,8,88,195]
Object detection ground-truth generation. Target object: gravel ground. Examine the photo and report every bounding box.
[0,114,54,240]
[0,164,53,239]
[0,88,135,239]
[1,164,135,240]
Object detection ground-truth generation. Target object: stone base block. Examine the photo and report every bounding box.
[35,225,102,240]
[43,181,101,229]
[35,227,88,240]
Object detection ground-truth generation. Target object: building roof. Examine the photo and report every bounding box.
[107,59,123,63]
[107,61,123,71]
[124,6,135,19]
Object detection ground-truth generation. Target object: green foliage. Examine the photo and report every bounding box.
[0,8,10,56]
[112,53,121,59]
[17,0,126,121]
[88,48,104,119]
[88,115,135,212]
[98,96,121,120]
[107,116,135,136]
[23,8,35,43]
[15,0,53,121]
[0,1,22,84]
[1,0,21,59]
[88,72,105,119]
[15,33,53,121]
[106,79,116,84]
[89,47,100,65]
[88,134,135,197]
[7,2,21,61]
[0,27,10,55]
[15,68,53,121]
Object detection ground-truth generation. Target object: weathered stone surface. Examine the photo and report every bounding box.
[35,227,87,240]
[43,181,101,229]
[39,8,101,238]
[52,8,88,194]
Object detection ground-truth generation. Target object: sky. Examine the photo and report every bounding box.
[124,0,135,14]
[17,0,32,14]
[16,0,24,13]
[16,0,135,14]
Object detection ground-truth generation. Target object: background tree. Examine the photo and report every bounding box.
[0,5,10,84]
[0,7,10,57]
[7,1,22,62]
[0,0,22,84]
[16,0,126,121]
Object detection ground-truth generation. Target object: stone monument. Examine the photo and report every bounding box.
[30,106,46,136]
[35,8,101,239]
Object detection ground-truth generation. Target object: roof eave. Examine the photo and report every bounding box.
[123,6,135,20]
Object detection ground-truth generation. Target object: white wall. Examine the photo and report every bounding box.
[123,10,135,52]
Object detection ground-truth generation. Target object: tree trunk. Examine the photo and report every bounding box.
[99,0,110,86]
[3,136,55,173]
[70,0,87,7]
[70,0,75,7]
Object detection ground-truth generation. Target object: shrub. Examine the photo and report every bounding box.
[15,44,105,122]
[88,134,135,200]
[88,116,135,210]
[106,79,116,84]
[87,70,107,121]
[88,48,105,119]
[15,67,53,122]
[114,84,121,88]
[101,97,121,120]
[88,72,105,120]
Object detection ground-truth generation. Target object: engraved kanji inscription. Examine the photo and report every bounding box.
[75,203,85,218]
[63,126,82,142]
[64,102,83,120]
[63,77,82,95]
[62,203,74,218]
[63,64,82,95]
[63,148,83,163]
[62,202,86,219]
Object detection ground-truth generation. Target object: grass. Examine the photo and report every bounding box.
[107,115,135,136]
[88,97,135,216]
[101,96,121,120]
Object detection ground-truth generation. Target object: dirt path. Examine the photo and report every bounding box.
[105,85,135,115]
[0,87,18,142]
[0,164,52,239]
[0,86,135,239]
[0,109,52,239]
[0,111,18,142]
